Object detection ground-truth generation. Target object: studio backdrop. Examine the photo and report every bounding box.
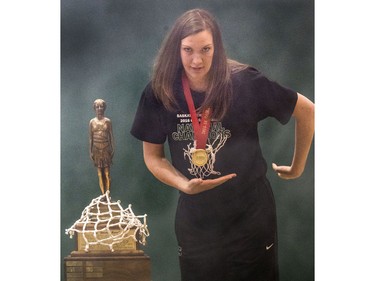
[61,0,314,280]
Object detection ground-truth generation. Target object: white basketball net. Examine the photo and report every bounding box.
[184,133,229,179]
[65,191,149,252]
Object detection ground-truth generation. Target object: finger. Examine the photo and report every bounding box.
[187,174,237,194]
[272,163,282,177]
[210,173,237,184]
[189,178,204,186]
[272,163,278,171]
[278,173,294,180]
[221,173,237,180]
[272,163,290,174]
[274,168,296,180]
[197,174,236,191]
[272,163,290,179]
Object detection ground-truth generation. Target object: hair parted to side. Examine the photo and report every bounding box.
[151,8,248,120]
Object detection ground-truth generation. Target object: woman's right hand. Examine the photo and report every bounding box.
[182,173,237,195]
[143,141,236,195]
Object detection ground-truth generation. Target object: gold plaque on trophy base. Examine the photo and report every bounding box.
[64,254,151,281]
[75,228,138,253]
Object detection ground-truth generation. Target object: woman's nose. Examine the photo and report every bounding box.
[191,54,203,65]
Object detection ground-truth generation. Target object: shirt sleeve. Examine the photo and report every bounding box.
[130,83,167,144]
[252,69,298,124]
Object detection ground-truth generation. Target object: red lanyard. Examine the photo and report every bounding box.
[181,72,211,149]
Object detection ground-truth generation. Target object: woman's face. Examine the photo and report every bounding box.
[180,29,214,84]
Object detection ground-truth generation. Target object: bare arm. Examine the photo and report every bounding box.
[89,120,94,161]
[143,142,236,194]
[272,93,315,179]
[107,119,115,158]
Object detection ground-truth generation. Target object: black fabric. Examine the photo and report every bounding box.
[131,67,297,280]
[176,177,279,281]
[131,67,297,184]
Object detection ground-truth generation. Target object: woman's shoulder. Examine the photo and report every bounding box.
[231,64,264,86]
[139,81,165,108]
[140,81,156,99]
[231,63,260,75]
[142,81,153,94]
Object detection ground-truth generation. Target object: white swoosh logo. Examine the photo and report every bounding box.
[266,243,274,250]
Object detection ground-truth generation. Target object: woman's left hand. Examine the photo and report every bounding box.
[272,163,302,180]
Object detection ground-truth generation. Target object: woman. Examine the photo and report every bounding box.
[89,99,114,194]
[131,9,314,281]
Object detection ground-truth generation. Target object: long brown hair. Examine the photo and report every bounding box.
[151,9,247,120]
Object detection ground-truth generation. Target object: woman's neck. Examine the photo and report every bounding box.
[188,78,208,93]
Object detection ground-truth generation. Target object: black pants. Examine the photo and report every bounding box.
[175,177,279,281]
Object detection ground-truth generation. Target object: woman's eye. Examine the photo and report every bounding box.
[184,47,192,53]
[202,47,211,53]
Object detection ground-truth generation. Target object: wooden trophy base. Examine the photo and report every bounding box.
[64,193,151,280]
[64,251,151,281]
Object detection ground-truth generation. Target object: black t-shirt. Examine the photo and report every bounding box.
[131,67,297,198]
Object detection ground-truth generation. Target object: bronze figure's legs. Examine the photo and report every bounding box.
[97,168,105,194]
[97,167,111,194]
[104,167,111,192]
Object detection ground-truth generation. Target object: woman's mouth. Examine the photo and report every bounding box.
[190,66,203,72]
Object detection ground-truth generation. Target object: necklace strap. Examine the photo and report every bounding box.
[181,72,211,149]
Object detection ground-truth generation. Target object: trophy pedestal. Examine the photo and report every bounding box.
[64,195,151,281]
[64,252,151,281]
[64,229,151,281]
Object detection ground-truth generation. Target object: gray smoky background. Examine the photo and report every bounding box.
[61,0,314,280]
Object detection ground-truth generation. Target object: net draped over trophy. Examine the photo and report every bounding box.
[65,191,149,253]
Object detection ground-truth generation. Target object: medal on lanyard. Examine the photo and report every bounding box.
[181,72,211,167]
